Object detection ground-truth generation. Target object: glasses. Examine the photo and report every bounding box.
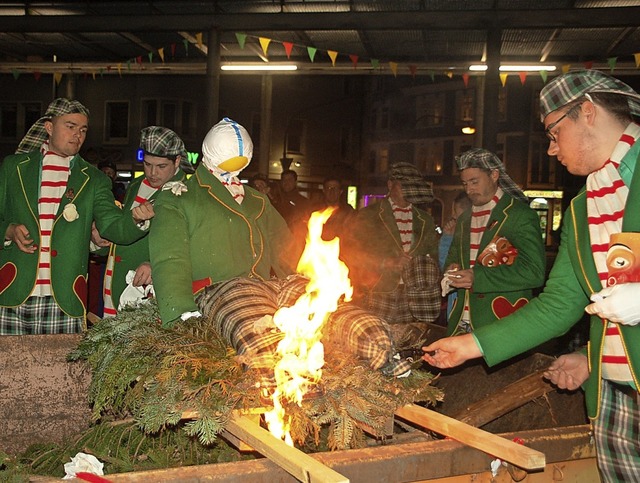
[544,102,583,143]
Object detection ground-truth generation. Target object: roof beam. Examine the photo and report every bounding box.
[0,8,638,33]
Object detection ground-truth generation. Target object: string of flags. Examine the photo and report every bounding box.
[10,31,640,87]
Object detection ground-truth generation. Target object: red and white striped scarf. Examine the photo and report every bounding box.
[103,178,158,317]
[209,168,245,204]
[588,123,640,382]
[31,143,71,297]
[390,199,413,253]
[461,189,503,324]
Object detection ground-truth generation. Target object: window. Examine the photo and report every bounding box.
[182,101,196,137]
[416,93,445,127]
[0,102,42,141]
[142,99,157,126]
[104,101,129,143]
[285,119,304,154]
[161,101,176,130]
[529,135,556,186]
[416,139,444,175]
[455,90,475,126]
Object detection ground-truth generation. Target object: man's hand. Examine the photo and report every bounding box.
[449,268,474,289]
[5,223,37,254]
[543,353,589,391]
[586,283,640,325]
[133,262,152,287]
[442,218,457,236]
[91,221,111,248]
[421,333,482,369]
[132,201,155,224]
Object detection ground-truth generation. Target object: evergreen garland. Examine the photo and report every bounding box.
[0,299,446,478]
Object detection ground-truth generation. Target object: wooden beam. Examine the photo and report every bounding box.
[394,404,545,470]
[224,413,349,483]
[452,369,554,428]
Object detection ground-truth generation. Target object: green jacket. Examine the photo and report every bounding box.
[0,150,146,318]
[445,193,546,335]
[102,170,186,310]
[350,198,438,293]
[475,145,640,419]
[149,164,295,326]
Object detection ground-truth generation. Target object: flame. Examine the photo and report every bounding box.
[264,207,353,445]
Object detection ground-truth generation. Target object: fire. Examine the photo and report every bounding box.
[264,207,353,445]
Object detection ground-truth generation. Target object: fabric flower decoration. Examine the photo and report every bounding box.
[162,181,188,196]
[62,203,79,222]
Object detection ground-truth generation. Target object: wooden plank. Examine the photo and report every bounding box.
[394,404,545,470]
[452,369,555,428]
[225,413,349,483]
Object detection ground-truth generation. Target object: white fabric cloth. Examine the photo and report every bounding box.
[118,270,154,310]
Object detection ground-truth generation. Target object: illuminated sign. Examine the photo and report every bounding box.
[523,190,563,199]
[137,149,200,166]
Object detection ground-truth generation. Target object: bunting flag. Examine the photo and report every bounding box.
[11,69,19,80]
[635,53,640,68]
[409,64,417,78]
[126,60,131,71]
[158,47,165,63]
[389,62,398,77]
[259,37,271,57]
[92,71,96,80]
[136,55,143,65]
[283,41,294,59]
[171,43,176,58]
[34,71,41,81]
[539,70,548,83]
[147,52,153,63]
[327,50,338,67]
[562,64,571,74]
[195,32,203,49]
[462,73,469,88]
[519,71,527,85]
[117,63,122,77]
[235,33,247,49]
[499,73,508,87]
[608,56,617,72]
[370,59,379,69]
[349,54,358,69]
[99,68,104,78]
[428,70,435,82]
[446,71,453,79]
[54,72,63,85]
[584,60,594,70]
[182,39,189,56]
[307,46,317,62]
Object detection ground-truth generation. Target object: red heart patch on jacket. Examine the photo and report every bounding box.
[0,263,17,295]
[73,275,87,311]
[492,296,528,319]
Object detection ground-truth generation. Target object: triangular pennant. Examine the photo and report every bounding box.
[259,37,271,57]
[99,68,104,78]
[562,64,571,74]
[389,62,398,77]
[519,71,527,85]
[11,69,19,80]
[539,70,548,83]
[409,65,417,78]
[147,51,153,63]
[607,56,617,72]
[370,59,379,69]
[428,70,435,82]
[499,73,508,87]
[136,55,143,65]
[235,33,247,49]
[462,73,469,88]
[283,41,294,59]
[349,54,359,69]
[307,46,317,62]
[183,39,189,56]
[34,71,41,81]
[126,60,131,70]
[158,47,165,63]
[117,63,122,77]
[195,33,203,49]
[634,53,640,68]
[54,72,63,85]
[327,50,338,67]
[584,60,594,70]
[171,43,176,58]
[92,71,96,81]
[446,71,453,79]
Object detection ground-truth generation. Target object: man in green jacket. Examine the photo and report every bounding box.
[423,70,640,482]
[0,98,153,334]
[443,148,546,335]
[99,126,189,317]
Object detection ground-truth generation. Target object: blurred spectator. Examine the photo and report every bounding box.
[98,159,126,203]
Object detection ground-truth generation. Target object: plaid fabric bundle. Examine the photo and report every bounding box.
[456,148,528,203]
[0,296,84,334]
[388,162,434,205]
[16,98,90,154]
[539,69,640,121]
[196,275,405,376]
[140,125,188,160]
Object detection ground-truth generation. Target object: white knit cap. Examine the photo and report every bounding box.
[201,117,253,176]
